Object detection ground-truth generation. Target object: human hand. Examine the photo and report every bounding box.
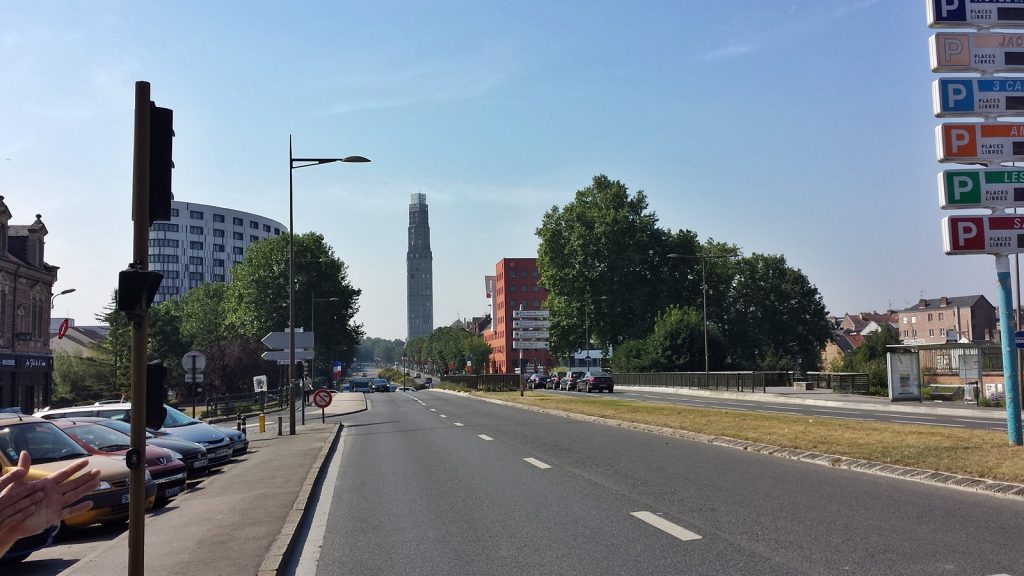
[0,453,45,555]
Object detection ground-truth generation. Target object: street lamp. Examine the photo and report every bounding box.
[51,288,76,309]
[668,252,736,381]
[304,293,340,424]
[289,135,369,435]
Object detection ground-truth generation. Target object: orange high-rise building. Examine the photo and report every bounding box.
[484,258,553,374]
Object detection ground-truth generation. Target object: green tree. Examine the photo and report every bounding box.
[464,335,492,375]
[93,291,131,396]
[52,351,115,405]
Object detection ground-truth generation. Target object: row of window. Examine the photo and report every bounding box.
[152,226,266,243]
[507,270,539,279]
[185,209,278,233]
[902,312,948,324]
[150,252,246,265]
[508,284,543,294]
[499,299,542,309]
[902,328,950,338]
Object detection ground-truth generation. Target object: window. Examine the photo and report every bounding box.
[902,330,908,337]
[902,316,908,324]
[213,244,225,253]
[162,270,180,279]
[190,225,204,235]
[533,300,540,307]
[233,217,243,226]
[157,285,179,295]
[274,228,281,235]
[189,272,204,280]
[189,241,203,250]
[927,313,933,322]
[151,222,179,232]
[233,232,244,241]
[910,316,917,324]
[151,254,179,263]
[189,256,204,265]
[250,235,259,242]
[233,247,243,255]
[249,220,258,229]
[912,329,917,337]
[509,300,516,308]
[263,224,270,232]
[521,285,528,293]
[929,329,935,337]
[939,312,944,321]
[531,270,538,278]
[213,259,225,268]
[213,229,224,238]
[509,285,516,293]
[940,328,946,335]
[213,274,225,282]
[213,214,225,223]
[189,210,204,220]
[149,238,179,248]
[510,271,516,279]
[532,285,540,293]
[170,208,179,217]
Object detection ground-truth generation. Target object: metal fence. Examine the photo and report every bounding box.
[205,390,286,418]
[804,372,870,395]
[438,374,521,392]
[612,371,790,393]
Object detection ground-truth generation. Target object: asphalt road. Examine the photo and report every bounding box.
[539,388,1010,431]
[309,390,1024,576]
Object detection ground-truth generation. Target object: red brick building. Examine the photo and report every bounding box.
[484,258,554,374]
[0,197,58,413]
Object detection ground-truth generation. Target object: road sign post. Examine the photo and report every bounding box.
[182,351,206,418]
[312,388,332,423]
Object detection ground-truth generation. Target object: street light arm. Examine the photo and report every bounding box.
[291,156,371,169]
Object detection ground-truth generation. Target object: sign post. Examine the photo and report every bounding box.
[181,351,206,418]
[312,388,332,423]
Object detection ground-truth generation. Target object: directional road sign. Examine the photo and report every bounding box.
[928,0,1024,29]
[939,168,1024,209]
[931,32,1024,73]
[933,77,1024,117]
[184,373,204,383]
[513,319,551,329]
[513,340,549,349]
[942,214,1024,255]
[513,330,550,339]
[261,350,314,362]
[512,310,550,319]
[936,122,1024,163]
[262,330,314,350]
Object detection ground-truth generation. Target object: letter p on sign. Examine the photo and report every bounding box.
[941,125,977,159]
[945,216,985,253]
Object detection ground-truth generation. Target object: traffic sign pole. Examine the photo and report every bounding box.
[997,256,1024,445]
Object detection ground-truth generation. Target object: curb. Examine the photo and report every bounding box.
[432,388,1024,501]
[257,422,342,576]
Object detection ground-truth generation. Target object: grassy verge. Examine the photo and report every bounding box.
[473,391,1024,484]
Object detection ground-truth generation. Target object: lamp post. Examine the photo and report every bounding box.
[289,136,369,435]
[304,293,339,424]
[51,288,76,309]
[668,252,737,381]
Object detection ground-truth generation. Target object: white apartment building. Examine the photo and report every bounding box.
[148,201,286,304]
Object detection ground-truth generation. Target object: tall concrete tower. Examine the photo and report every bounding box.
[407,193,433,340]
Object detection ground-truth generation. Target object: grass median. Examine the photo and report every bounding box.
[471,390,1024,484]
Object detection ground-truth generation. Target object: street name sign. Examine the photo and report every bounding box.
[512,319,551,329]
[936,122,1024,163]
[513,330,550,339]
[931,32,1024,73]
[184,373,204,383]
[512,310,549,319]
[513,340,549,349]
[942,214,1024,254]
[261,330,314,350]
[939,168,1024,208]
[928,0,1024,29]
[933,78,1024,117]
[261,350,314,362]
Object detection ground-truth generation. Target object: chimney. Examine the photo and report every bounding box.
[939,296,949,307]
[26,214,47,268]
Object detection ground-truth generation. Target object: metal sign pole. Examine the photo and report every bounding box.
[997,255,1024,445]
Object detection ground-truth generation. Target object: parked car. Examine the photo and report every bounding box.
[424,377,433,386]
[372,378,391,392]
[547,372,565,390]
[527,373,549,389]
[51,419,188,509]
[349,378,372,393]
[580,370,615,393]
[71,417,209,480]
[0,414,156,532]
[35,403,237,468]
[562,371,586,391]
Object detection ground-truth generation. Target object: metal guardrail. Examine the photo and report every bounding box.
[437,374,520,392]
[804,372,870,395]
[205,390,286,418]
[613,371,789,393]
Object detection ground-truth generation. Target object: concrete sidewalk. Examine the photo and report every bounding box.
[57,393,366,576]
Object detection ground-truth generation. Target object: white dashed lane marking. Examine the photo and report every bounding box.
[631,511,702,542]
[454,423,464,427]
[478,434,493,441]
[523,458,551,469]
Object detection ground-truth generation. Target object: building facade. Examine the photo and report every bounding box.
[897,295,997,344]
[407,193,433,340]
[0,198,58,413]
[484,258,552,374]
[148,200,285,304]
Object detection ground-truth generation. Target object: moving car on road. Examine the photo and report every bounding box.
[349,378,372,393]
[579,370,614,393]
[372,378,391,392]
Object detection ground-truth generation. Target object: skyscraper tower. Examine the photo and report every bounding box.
[407,193,433,340]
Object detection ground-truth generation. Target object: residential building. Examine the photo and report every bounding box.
[484,258,552,374]
[407,193,433,340]
[839,312,897,334]
[0,198,59,413]
[148,200,285,305]
[49,318,108,357]
[820,330,865,369]
[897,295,996,344]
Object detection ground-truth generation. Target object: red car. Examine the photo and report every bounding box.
[51,418,188,509]
[579,371,614,393]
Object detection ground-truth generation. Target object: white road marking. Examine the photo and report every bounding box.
[881,414,934,420]
[454,422,464,427]
[760,409,801,416]
[892,420,964,427]
[429,408,436,412]
[631,511,702,542]
[293,428,346,575]
[955,418,1007,424]
[524,458,551,469]
[440,414,448,418]
[478,434,493,441]
[817,415,871,421]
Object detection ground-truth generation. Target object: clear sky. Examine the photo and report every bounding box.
[1,1,993,342]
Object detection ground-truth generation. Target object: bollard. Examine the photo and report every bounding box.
[259,413,266,433]
[241,415,247,432]
[236,412,242,432]
[277,416,283,436]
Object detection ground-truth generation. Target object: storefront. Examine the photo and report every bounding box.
[0,353,52,414]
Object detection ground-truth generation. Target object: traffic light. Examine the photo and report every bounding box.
[149,103,174,224]
[295,361,304,380]
[117,263,163,321]
[145,360,168,430]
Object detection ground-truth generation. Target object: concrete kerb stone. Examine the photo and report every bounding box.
[257,422,342,576]
[430,388,1024,502]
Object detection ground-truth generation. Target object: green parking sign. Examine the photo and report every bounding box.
[940,168,1024,209]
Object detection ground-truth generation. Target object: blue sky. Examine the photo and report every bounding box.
[1,1,988,341]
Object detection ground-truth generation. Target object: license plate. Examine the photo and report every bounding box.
[120,494,130,504]
[194,458,207,468]
[215,449,230,458]
[163,486,182,498]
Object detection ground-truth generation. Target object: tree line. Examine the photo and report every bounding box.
[403,326,491,375]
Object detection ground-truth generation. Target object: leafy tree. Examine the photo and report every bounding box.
[644,306,707,372]
[52,352,115,405]
[92,291,131,396]
[464,335,492,375]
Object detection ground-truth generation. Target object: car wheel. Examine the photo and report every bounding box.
[153,497,169,510]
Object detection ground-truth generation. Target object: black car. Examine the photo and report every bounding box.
[372,378,391,392]
[579,371,614,393]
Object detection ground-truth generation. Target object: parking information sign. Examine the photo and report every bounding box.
[933,78,1024,116]
[931,33,1024,73]
[939,168,1024,208]
[928,0,1024,28]
[942,214,1024,254]
[936,122,1024,163]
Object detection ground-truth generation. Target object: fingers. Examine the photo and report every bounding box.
[59,469,101,506]
[60,500,94,520]
[0,467,27,493]
[45,458,89,486]
[0,488,43,530]
[17,450,31,473]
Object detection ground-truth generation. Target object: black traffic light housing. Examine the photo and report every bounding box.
[117,263,163,322]
[145,360,168,430]
[149,104,174,224]
[295,361,305,380]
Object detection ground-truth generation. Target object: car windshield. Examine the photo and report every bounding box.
[162,405,198,428]
[0,421,90,464]
[63,423,131,452]
[590,371,609,377]
[97,418,154,439]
